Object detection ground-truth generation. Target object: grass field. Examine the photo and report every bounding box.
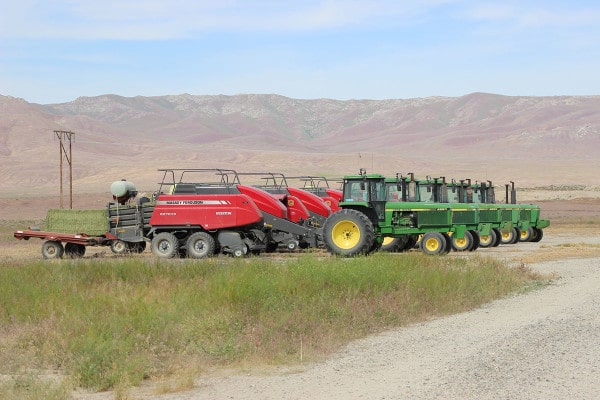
[0,243,544,399]
[5,212,598,399]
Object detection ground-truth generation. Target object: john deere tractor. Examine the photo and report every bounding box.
[322,170,489,256]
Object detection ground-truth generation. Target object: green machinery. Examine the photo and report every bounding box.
[322,170,491,256]
[322,170,550,256]
[416,176,549,244]
[383,176,504,250]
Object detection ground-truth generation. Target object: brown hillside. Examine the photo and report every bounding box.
[1,92,599,197]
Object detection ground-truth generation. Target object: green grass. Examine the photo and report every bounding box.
[0,252,544,396]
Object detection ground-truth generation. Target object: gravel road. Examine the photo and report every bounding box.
[86,230,600,400]
[169,259,599,400]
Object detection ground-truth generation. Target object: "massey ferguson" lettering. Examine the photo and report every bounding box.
[158,199,232,206]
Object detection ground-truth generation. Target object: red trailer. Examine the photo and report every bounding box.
[13,228,117,259]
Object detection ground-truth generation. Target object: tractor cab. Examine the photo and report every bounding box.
[341,169,387,222]
[384,173,418,202]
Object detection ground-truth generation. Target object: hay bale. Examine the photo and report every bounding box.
[45,209,107,236]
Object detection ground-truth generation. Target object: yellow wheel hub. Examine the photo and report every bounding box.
[480,235,491,245]
[454,237,467,247]
[425,237,440,252]
[331,220,360,249]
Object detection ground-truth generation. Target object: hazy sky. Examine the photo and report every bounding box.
[1,0,599,104]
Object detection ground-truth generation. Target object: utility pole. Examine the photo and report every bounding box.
[55,130,75,209]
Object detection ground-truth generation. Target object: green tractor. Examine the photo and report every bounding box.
[381,174,495,252]
[393,175,549,247]
[445,178,549,244]
[322,170,490,256]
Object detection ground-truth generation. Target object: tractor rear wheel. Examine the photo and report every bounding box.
[420,232,448,255]
[65,242,86,258]
[186,232,215,259]
[41,240,64,259]
[151,232,179,258]
[451,230,474,252]
[323,209,375,256]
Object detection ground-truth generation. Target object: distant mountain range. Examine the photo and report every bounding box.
[1,92,599,196]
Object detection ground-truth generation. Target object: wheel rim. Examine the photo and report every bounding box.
[501,231,511,241]
[47,245,57,256]
[331,220,360,249]
[425,237,440,252]
[158,240,171,254]
[193,240,207,255]
[112,240,127,253]
[480,235,491,246]
[454,237,467,248]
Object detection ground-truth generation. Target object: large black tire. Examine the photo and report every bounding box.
[380,236,410,252]
[531,228,544,242]
[442,233,452,254]
[151,232,179,258]
[323,209,375,256]
[469,230,480,251]
[41,240,64,259]
[405,235,419,250]
[451,230,474,252]
[420,232,448,255]
[186,232,216,259]
[492,228,502,247]
[65,242,86,258]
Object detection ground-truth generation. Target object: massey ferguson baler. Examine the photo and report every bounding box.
[158,169,323,253]
[147,191,268,258]
[286,176,343,212]
[234,172,333,228]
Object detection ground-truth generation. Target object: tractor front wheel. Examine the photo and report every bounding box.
[323,209,375,256]
[420,232,448,255]
[478,229,497,248]
[519,227,534,242]
[451,230,474,252]
[500,227,520,245]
